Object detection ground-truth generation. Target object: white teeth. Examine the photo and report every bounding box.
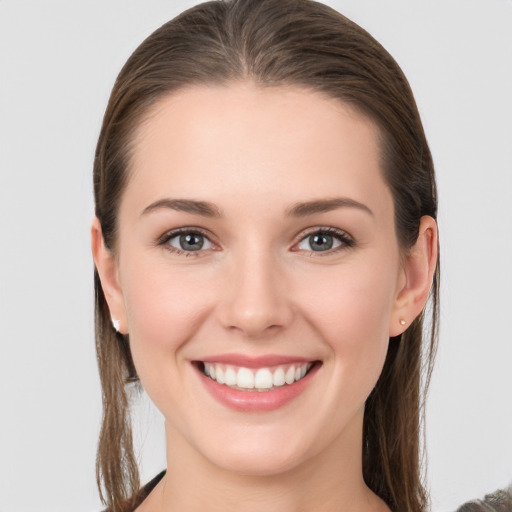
[285,366,296,385]
[254,368,273,389]
[237,367,255,389]
[202,361,313,390]
[272,367,285,387]
[224,367,237,386]
[205,363,216,379]
[216,367,225,384]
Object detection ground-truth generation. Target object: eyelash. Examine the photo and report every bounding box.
[293,227,355,256]
[157,226,355,257]
[157,228,215,257]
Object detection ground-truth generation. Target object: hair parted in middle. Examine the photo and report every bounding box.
[93,1,439,511]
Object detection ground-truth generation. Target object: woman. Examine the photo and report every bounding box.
[91,0,439,511]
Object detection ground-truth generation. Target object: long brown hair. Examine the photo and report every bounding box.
[93,1,439,511]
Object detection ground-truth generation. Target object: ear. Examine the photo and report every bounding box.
[389,215,438,337]
[91,217,128,334]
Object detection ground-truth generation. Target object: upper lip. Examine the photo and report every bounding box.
[196,353,318,368]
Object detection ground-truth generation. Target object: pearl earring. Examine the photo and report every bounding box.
[112,318,121,332]
[400,319,406,326]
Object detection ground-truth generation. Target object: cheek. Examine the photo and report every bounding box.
[295,253,398,383]
[119,255,215,377]
[300,257,396,338]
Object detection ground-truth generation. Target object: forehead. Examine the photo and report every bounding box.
[125,82,392,219]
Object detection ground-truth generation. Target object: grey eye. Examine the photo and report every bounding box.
[169,232,212,252]
[297,232,343,252]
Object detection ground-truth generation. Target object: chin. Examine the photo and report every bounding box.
[198,430,309,477]
[211,449,305,477]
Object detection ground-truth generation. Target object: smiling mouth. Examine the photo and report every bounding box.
[198,361,319,392]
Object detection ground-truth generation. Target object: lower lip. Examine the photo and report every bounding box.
[195,363,320,412]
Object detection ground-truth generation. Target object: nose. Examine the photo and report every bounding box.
[217,250,293,338]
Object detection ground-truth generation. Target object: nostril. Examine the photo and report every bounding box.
[216,272,294,336]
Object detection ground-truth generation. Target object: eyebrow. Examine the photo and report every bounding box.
[286,197,374,217]
[141,196,373,219]
[141,198,222,218]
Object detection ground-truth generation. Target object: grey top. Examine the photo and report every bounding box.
[455,484,512,512]
[114,473,512,512]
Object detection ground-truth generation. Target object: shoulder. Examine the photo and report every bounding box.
[455,484,512,512]
[100,471,167,512]
[132,470,166,512]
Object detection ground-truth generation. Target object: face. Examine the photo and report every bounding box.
[106,84,408,476]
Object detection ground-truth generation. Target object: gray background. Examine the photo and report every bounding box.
[0,1,511,511]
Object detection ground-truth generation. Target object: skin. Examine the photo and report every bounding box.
[92,83,438,512]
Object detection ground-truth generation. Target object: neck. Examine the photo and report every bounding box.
[144,410,389,512]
